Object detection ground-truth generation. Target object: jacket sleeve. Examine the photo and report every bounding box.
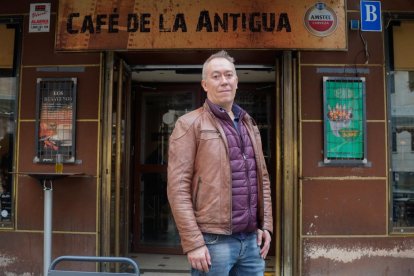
[254,123,273,234]
[167,117,205,253]
[260,150,273,234]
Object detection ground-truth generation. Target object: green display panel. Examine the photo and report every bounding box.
[323,77,367,165]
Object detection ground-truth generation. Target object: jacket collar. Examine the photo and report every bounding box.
[205,99,246,121]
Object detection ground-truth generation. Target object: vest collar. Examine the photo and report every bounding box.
[205,99,246,121]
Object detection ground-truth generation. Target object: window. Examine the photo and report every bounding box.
[386,17,414,231]
[0,17,21,226]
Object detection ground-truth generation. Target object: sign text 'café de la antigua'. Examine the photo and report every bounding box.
[55,0,346,51]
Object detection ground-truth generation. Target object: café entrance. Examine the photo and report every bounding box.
[103,50,296,274]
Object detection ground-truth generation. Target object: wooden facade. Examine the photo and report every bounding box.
[0,0,413,275]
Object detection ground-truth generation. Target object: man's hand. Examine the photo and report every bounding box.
[187,245,211,272]
[257,229,271,259]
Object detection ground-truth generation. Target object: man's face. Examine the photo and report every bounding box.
[202,57,238,111]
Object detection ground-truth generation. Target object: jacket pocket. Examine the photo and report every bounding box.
[199,129,220,140]
[194,178,221,224]
[196,129,222,176]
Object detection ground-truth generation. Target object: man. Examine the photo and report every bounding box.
[167,50,273,275]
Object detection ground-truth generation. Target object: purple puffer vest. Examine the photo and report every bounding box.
[207,100,258,233]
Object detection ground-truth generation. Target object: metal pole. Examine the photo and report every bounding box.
[43,180,53,275]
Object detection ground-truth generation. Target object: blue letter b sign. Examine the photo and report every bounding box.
[361,1,382,32]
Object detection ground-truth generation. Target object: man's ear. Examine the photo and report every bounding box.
[201,80,208,92]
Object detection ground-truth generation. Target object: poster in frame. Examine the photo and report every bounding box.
[34,77,77,163]
[323,76,368,165]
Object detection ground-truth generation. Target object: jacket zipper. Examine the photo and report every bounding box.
[205,108,233,233]
[237,121,253,229]
[194,176,202,209]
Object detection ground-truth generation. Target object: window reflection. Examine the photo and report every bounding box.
[140,172,180,247]
[0,19,18,223]
[235,85,274,169]
[0,115,13,222]
[391,71,414,228]
[138,88,194,248]
[140,91,193,164]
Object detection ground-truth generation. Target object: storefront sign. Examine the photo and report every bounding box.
[29,3,51,33]
[323,77,367,165]
[304,2,337,37]
[56,0,346,50]
[360,0,382,32]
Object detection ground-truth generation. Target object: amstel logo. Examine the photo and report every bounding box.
[304,2,337,37]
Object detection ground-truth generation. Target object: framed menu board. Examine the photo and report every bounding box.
[323,76,368,165]
[34,78,77,163]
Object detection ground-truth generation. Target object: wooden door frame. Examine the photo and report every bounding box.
[101,51,298,275]
[101,52,132,260]
[101,51,114,258]
[281,51,299,276]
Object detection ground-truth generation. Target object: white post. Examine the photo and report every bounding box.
[43,180,53,275]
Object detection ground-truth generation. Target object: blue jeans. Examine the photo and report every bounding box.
[191,232,265,276]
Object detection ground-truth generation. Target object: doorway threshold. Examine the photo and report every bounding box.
[129,253,276,275]
[129,253,188,275]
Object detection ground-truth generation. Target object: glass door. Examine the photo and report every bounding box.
[131,80,276,254]
[132,83,198,253]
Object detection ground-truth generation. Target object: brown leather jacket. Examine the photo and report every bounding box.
[167,102,273,253]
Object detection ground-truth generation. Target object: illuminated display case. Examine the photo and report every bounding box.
[34,78,77,164]
[323,76,368,165]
